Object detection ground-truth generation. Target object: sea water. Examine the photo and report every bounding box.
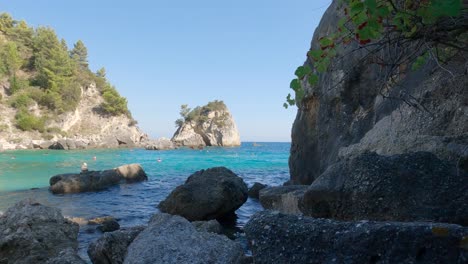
[0,142,290,261]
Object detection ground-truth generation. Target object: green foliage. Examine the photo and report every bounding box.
[0,42,23,77]
[8,75,29,94]
[175,100,228,127]
[9,92,33,108]
[0,13,13,33]
[285,0,465,108]
[15,108,45,132]
[70,40,88,68]
[96,67,106,78]
[101,85,130,116]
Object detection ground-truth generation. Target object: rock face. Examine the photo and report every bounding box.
[88,226,145,264]
[124,213,244,264]
[245,210,468,264]
[259,185,307,215]
[300,152,468,225]
[0,83,148,150]
[171,101,241,147]
[158,167,248,221]
[247,182,267,199]
[145,137,175,150]
[0,199,84,264]
[289,0,468,185]
[49,164,147,194]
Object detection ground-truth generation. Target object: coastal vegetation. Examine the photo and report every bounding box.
[175,100,228,128]
[0,13,131,132]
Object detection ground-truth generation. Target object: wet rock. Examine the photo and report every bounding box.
[124,213,244,264]
[247,182,267,199]
[300,152,468,225]
[97,218,120,233]
[245,210,468,264]
[192,220,223,234]
[158,167,248,221]
[49,164,147,194]
[88,226,145,264]
[259,185,307,215]
[0,199,84,264]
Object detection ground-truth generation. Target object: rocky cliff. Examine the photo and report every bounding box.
[171,101,240,147]
[289,0,467,184]
[0,81,147,150]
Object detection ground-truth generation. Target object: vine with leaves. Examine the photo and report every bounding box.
[285,0,466,108]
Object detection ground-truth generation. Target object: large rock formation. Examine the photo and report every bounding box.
[289,0,468,185]
[300,152,468,225]
[158,167,248,221]
[49,164,148,194]
[0,83,148,150]
[245,210,468,264]
[171,101,241,147]
[259,185,307,215]
[0,199,84,264]
[123,213,244,264]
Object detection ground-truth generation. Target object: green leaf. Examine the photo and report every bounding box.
[319,37,333,47]
[286,93,296,106]
[364,0,377,11]
[290,79,301,91]
[283,103,289,109]
[308,74,319,86]
[308,50,323,60]
[295,65,312,79]
[316,57,330,72]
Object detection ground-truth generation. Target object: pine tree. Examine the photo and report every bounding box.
[70,40,88,67]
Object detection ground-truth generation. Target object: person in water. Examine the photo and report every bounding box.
[157,158,162,162]
[81,162,88,173]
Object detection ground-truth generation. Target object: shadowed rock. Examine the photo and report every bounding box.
[245,210,468,264]
[259,185,307,215]
[158,167,248,221]
[0,199,84,264]
[247,182,267,199]
[49,164,147,194]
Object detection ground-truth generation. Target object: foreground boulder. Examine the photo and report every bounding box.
[259,185,307,215]
[124,213,244,264]
[300,152,468,225]
[247,182,267,199]
[0,199,84,264]
[158,167,248,221]
[88,226,145,264]
[49,164,148,194]
[245,210,468,264]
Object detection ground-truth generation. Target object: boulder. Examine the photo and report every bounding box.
[259,185,307,215]
[97,218,120,233]
[145,137,175,150]
[49,164,148,194]
[192,220,223,234]
[88,226,145,264]
[0,199,84,264]
[247,182,267,199]
[124,213,244,264]
[245,210,468,264]
[300,152,468,225]
[116,135,136,148]
[158,167,248,221]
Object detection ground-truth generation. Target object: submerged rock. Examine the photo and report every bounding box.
[300,152,468,225]
[247,182,267,199]
[0,199,84,264]
[158,167,248,221]
[245,210,468,264]
[49,163,147,194]
[124,213,244,264]
[259,185,307,215]
[88,226,145,264]
[97,218,120,233]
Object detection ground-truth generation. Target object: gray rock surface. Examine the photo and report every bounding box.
[97,218,120,233]
[259,185,308,215]
[49,164,147,194]
[300,152,468,225]
[247,182,267,199]
[158,167,248,221]
[0,199,84,264]
[88,226,145,264]
[289,0,468,185]
[124,213,244,264]
[171,101,241,147]
[145,137,175,150]
[192,220,223,234]
[245,210,468,264]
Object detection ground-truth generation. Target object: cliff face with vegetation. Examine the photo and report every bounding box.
[289,1,467,184]
[172,101,240,147]
[0,13,147,150]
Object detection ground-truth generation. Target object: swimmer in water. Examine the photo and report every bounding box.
[81,162,88,173]
[93,156,97,161]
[157,158,162,162]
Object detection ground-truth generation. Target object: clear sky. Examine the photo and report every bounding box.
[2,0,330,142]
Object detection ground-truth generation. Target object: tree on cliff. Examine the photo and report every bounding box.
[70,40,88,68]
[285,0,467,108]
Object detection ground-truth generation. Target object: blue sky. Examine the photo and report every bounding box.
[2,0,330,142]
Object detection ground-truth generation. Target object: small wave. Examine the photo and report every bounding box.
[0,211,3,216]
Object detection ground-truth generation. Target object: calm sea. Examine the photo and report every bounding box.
[0,142,290,260]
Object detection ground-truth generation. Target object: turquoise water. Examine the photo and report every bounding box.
[0,142,290,261]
